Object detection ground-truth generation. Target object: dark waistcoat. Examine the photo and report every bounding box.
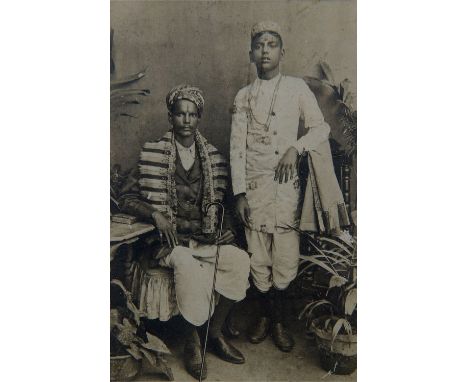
[174,150,203,241]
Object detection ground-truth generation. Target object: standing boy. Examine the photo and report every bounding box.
[230,21,331,352]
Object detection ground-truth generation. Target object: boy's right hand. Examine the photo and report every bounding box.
[235,194,251,228]
[151,211,178,248]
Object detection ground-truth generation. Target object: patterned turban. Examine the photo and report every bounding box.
[251,21,282,40]
[166,84,205,115]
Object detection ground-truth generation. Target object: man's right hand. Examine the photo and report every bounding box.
[235,194,251,228]
[151,211,178,248]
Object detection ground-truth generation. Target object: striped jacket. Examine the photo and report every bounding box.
[120,130,229,234]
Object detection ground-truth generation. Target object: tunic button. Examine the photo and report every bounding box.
[273,131,277,135]
[275,150,279,155]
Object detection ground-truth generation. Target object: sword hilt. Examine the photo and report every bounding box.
[204,202,225,239]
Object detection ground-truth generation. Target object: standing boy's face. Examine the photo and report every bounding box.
[250,32,284,72]
[169,99,200,139]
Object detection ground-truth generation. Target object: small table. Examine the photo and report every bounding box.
[110,221,155,259]
[110,221,178,321]
[110,221,155,242]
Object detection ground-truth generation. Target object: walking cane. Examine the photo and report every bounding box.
[199,201,225,382]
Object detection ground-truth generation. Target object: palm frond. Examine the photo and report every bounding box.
[299,300,333,320]
[301,253,339,277]
[324,317,333,331]
[331,318,353,346]
[297,262,318,277]
[111,68,147,90]
[111,88,150,99]
[321,249,352,265]
[319,60,336,86]
[344,288,357,315]
[319,236,354,257]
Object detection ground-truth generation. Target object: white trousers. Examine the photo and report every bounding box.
[245,229,300,292]
[159,240,250,326]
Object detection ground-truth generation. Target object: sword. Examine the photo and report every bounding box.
[199,201,225,382]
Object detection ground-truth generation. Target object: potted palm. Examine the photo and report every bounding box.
[297,229,357,375]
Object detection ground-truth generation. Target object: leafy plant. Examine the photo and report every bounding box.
[110,164,138,213]
[110,28,150,212]
[111,78,150,119]
[304,60,357,160]
[110,28,150,120]
[297,228,357,346]
[110,279,173,381]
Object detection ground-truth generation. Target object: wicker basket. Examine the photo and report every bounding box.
[311,319,357,375]
[110,355,141,381]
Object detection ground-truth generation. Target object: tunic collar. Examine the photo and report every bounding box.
[256,72,282,85]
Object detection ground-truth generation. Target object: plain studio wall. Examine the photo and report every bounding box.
[110,0,356,170]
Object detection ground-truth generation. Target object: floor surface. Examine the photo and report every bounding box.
[133,296,357,382]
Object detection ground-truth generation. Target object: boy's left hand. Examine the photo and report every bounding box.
[275,146,299,184]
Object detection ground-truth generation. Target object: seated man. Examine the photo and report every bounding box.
[119,84,250,380]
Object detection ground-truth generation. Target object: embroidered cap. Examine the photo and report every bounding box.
[251,21,282,40]
[166,84,205,115]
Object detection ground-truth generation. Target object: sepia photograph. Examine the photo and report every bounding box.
[5,1,468,382]
[110,1,356,380]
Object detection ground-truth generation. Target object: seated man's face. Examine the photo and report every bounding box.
[170,99,200,140]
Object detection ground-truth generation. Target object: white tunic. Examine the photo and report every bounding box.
[230,74,330,233]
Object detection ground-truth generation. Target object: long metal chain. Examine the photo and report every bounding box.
[247,74,282,131]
